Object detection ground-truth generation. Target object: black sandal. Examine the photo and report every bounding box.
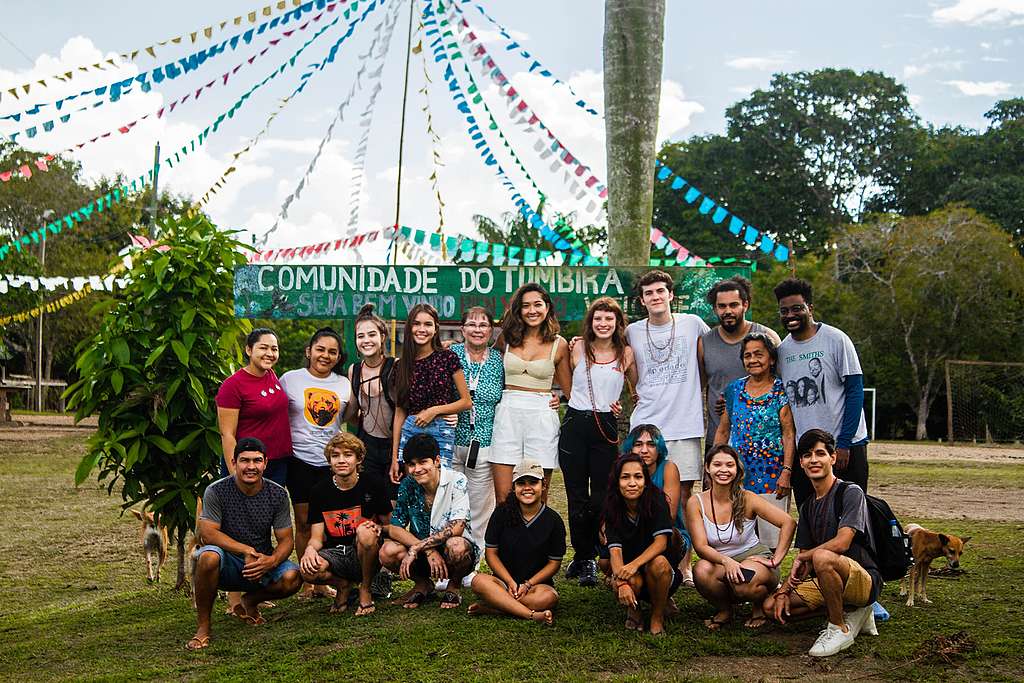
[439,591,462,608]
[403,591,431,608]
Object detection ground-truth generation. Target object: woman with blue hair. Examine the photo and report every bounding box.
[622,425,692,575]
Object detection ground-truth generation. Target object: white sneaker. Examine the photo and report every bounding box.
[845,605,872,637]
[858,605,879,636]
[808,622,857,657]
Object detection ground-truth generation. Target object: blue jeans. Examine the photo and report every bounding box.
[194,545,299,592]
[398,415,455,467]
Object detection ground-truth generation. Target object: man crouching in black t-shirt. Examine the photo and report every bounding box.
[763,429,881,657]
[300,432,392,616]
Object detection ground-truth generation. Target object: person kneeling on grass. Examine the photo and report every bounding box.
[686,444,796,630]
[762,429,881,657]
[378,433,480,609]
[469,460,565,625]
[601,454,684,636]
[300,432,392,616]
[187,437,301,651]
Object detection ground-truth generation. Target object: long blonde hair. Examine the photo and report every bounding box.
[705,444,747,530]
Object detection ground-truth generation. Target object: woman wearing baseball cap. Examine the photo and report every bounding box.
[467,460,566,624]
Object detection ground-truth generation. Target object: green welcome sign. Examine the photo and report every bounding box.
[233,264,751,323]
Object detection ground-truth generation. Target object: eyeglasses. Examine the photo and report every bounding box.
[462,322,491,329]
[778,304,808,316]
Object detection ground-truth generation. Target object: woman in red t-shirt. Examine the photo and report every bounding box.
[215,328,293,485]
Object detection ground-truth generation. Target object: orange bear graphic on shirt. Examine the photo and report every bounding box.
[304,387,340,427]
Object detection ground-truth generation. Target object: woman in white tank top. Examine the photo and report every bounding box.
[685,444,796,630]
[557,297,638,585]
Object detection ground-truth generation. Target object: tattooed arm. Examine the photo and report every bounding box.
[411,519,466,555]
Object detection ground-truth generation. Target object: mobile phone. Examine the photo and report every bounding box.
[466,439,480,469]
[740,567,756,583]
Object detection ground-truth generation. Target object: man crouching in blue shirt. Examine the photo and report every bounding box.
[187,437,301,650]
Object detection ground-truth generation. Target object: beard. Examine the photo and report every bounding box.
[719,315,742,333]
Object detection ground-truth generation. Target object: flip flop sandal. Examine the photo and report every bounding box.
[744,616,769,629]
[403,590,430,608]
[185,635,211,651]
[241,614,266,626]
[704,615,731,631]
[355,602,376,616]
[225,604,245,619]
[439,591,462,608]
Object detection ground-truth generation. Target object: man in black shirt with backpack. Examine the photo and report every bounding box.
[763,429,883,657]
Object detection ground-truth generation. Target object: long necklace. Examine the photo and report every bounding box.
[359,360,390,435]
[708,491,735,546]
[645,314,676,363]
[585,346,619,444]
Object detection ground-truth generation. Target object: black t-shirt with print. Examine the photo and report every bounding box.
[485,503,566,585]
[307,476,392,549]
[605,495,678,565]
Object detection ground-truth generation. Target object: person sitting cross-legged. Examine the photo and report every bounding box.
[468,460,565,625]
[379,433,480,609]
[300,432,392,616]
[762,429,882,657]
[187,437,301,650]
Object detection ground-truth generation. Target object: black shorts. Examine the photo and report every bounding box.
[287,458,331,505]
[318,545,363,582]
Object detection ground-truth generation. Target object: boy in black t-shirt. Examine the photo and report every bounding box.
[763,429,881,658]
[300,433,391,616]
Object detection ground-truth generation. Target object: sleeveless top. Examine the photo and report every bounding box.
[651,459,691,550]
[503,339,558,391]
[567,353,625,412]
[696,492,760,558]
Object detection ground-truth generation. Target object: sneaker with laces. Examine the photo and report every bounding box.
[849,604,878,636]
[578,559,598,587]
[808,621,857,657]
[565,558,583,580]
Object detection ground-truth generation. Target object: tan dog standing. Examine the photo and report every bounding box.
[131,509,169,583]
[900,523,970,607]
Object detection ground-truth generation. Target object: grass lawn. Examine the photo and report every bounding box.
[1,431,1022,682]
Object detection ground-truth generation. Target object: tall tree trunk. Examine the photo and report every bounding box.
[604,0,664,266]
[915,393,930,441]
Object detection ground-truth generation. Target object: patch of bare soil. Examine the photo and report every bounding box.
[873,441,1024,463]
[0,414,96,441]
[875,482,1024,522]
[600,655,891,682]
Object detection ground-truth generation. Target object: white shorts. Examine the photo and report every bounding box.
[755,491,790,549]
[666,437,703,482]
[489,390,560,470]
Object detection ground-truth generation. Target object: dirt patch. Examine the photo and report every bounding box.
[0,414,96,442]
[873,441,1024,463]
[875,482,1024,522]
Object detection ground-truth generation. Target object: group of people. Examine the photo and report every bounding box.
[187,270,881,661]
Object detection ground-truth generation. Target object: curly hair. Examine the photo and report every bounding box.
[773,277,813,304]
[501,283,559,347]
[323,431,366,466]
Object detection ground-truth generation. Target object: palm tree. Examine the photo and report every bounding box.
[604,0,665,266]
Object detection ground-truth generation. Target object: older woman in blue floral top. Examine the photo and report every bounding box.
[713,333,796,549]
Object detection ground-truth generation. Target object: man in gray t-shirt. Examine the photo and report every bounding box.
[699,276,781,448]
[187,437,301,651]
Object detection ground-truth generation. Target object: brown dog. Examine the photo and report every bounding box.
[131,509,169,584]
[900,523,970,607]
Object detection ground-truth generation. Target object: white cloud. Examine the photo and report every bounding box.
[902,60,963,78]
[944,79,1013,96]
[932,0,1024,25]
[908,93,924,108]
[725,54,792,71]
[982,55,1009,62]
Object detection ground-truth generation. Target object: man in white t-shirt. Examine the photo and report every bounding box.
[626,270,709,585]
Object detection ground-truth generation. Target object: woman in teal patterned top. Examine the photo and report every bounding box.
[451,306,505,558]
[713,333,796,549]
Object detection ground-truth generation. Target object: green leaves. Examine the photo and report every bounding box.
[65,214,252,541]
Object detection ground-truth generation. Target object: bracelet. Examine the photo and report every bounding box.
[781,466,792,472]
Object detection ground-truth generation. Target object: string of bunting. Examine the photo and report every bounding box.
[2,3,342,145]
[346,5,400,232]
[0,155,54,183]
[249,226,392,262]
[433,13,549,212]
[0,0,312,106]
[0,1,337,128]
[455,0,600,117]
[205,0,381,211]
[263,5,397,250]
[654,159,789,262]
[447,2,608,213]
[424,0,587,260]
[445,1,789,262]
[414,32,448,251]
[0,286,93,325]
[0,271,131,294]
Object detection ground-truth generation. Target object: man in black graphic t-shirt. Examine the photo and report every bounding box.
[300,433,391,616]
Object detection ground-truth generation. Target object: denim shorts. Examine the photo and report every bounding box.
[195,544,299,592]
[397,415,455,467]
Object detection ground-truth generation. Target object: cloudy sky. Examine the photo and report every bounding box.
[1,0,1020,261]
